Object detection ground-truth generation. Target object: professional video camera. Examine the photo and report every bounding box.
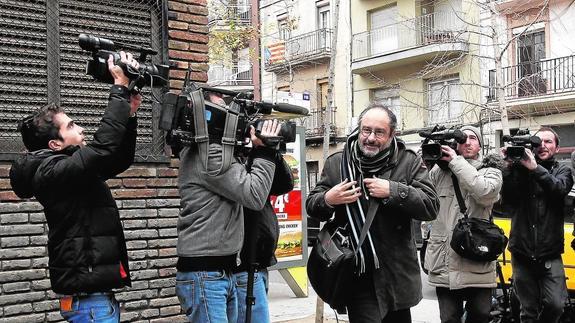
[418,125,468,161]
[159,68,309,158]
[78,34,169,91]
[502,129,542,162]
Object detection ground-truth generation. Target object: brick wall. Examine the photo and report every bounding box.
[0,0,208,321]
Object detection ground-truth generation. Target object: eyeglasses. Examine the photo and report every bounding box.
[360,127,386,139]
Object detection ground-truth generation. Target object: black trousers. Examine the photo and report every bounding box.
[512,256,567,323]
[436,286,492,323]
[346,272,412,323]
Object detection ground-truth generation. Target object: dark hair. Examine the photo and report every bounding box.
[357,102,398,133]
[19,103,64,151]
[535,126,560,146]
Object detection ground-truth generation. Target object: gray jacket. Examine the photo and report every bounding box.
[177,144,276,261]
[425,154,503,289]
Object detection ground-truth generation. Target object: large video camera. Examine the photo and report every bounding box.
[78,34,169,91]
[502,129,542,162]
[159,69,308,157]
[419,125,468,161]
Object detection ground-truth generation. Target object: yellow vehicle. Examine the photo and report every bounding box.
[494,216,575,291]
[490,216,575,323]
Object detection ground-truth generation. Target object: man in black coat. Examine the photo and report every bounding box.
[501,127,573,323]
[10,52,141,322]
[306,103,439,323]
[234,151,294,323]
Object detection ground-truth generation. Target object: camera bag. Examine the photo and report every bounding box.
[449,174,508,262]
[307,201,378,312]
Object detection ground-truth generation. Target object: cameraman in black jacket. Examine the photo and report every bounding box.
[501,127,573,323]
[10,52,141,322]
[234,150,294,323]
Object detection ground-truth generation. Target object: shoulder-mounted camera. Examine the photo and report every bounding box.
[158,67,309,158]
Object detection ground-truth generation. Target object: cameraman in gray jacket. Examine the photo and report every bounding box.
[424,126,503,323]
[175,118,280,323]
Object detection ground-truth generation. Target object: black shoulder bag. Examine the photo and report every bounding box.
[449,174,508,262]
[307,201,378,311]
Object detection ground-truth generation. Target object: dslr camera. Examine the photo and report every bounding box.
[419,125,468,161]
[78,34,169,91]
[502,129,542,162]
[159,69,308,157]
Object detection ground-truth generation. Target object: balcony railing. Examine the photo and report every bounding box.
[265,28,333,70]
[488,54,575,100]
[207,64,253,87]
[208,5,251,25]
[303,107,337,137]
[352,11,465,61]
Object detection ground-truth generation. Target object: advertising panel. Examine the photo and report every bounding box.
[270,128,307,268]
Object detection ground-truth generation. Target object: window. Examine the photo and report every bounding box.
[0,0,167,160]
[306,161,319,193]
[369,5,398,54]
[516,30,546,96]
[427,78,462,125]
[373,88,401,130]
[278,18,290,40]
[318,5,330,29]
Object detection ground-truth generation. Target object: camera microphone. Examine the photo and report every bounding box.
[79,34,115,51]
[419,129,467,144]
[255,101,309,117]
[418,130,433,138]
[501,135,513,142]
[452,130,468,144]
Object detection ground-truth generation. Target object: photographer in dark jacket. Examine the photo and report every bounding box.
[234,151,294,323]
[501,127,573,323]
[10,52,141,322]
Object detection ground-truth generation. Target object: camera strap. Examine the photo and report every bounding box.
[215,101,240,176]
[189,88,239,176]
[451,174,468,217]
[190,88,210,171]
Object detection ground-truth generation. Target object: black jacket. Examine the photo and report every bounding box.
[502,159,574,261]
[306,139,439,315]
[239,151,294,271]
[10,85,136,294]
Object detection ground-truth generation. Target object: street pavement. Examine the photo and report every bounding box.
[268,268,441,323]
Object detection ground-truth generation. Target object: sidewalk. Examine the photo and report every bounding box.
[268,271,441,323]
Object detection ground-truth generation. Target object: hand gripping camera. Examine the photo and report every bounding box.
[78,34,169,91]
[502,129,542,162]
[418,125,468,161]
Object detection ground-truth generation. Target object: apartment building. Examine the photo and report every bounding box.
[259,0,352,191]
[484,0,575,159]
[351,0,482,147]
[207,0,259,94]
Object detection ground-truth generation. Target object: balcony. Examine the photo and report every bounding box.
[207,63,253,88]
[488,54,575,115]
[351,11,468,73]
[303,107,338,143]
[265,29,333,73]
[208,5,251,27]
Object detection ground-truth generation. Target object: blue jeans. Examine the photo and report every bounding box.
[175,270,238,323]
[59,292,119,323]
[235,270,270,323]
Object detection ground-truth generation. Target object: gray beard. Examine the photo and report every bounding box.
[358,141,386,158]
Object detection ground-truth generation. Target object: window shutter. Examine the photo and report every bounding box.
[0,0,167,158]
[0,1,49,153]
